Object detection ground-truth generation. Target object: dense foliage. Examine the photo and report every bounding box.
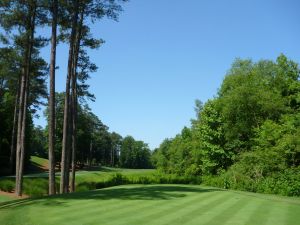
[0,46,47,175]
[120,136,152,169]
[152,54,300,196]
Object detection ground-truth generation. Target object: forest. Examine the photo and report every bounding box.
[0,0,152,197]
[152,55,300,196]
[0,1,299,225]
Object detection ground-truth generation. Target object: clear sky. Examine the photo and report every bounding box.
[35,0,300,149]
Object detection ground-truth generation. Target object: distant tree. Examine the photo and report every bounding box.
[110,132,123,166]
[120,136,152,169]
[31,126,47,158]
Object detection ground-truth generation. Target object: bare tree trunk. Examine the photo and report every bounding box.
[10,78,21,174]
[18,63,30,196]
[60,0,79,194]
[65,100,72,193]
[48,0,58,195]
[70,89,77,192]
[15,67,26,196]
[70,8,84,193]
[15,3,36,196]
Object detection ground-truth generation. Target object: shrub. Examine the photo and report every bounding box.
[23,178,48,197]
[258,168,300,196]
[0,179,15,192]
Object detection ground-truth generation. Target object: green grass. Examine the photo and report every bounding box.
[30,156,49,167]
[0,195,15,203]
[28,156,49,174]
[0,184,299,225]
[0,166,161,196]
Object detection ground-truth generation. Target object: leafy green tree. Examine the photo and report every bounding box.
[31,125,47,158]
[191,99,230,175]
[155,54,300,192]
[218,58,285,152]
[120,136,152,169]
[151,139,172,172]
[110,132,122,166]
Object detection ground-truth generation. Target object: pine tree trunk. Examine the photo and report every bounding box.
[65,100,72,192]
[18,66,30,196]
[70,8,84,193]
[15,3,36,196]
[15,68,26,196]
[10,77,21,174]
[48,0,58,195]
[70,89,77,192]
[60,0,79,194]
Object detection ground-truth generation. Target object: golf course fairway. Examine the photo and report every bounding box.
[0,184,299,225]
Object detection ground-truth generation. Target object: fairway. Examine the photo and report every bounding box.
[0,185,299,225]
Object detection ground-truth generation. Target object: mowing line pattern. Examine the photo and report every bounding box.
[0,184,299,225]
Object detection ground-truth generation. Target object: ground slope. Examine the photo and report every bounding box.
[0,184,299,225]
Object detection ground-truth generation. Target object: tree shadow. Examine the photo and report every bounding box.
[54,185,221,201]
[0,185,222,209]
[0,198,37,209]
[27,162,46,173]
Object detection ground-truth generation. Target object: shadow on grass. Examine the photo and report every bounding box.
[27,162,46,174]
[0,185,222,209]
[0,197,38,209]
[57,185,221,201]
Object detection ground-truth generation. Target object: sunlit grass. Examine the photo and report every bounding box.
[0,184,299,225]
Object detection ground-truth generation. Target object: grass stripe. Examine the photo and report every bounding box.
[110,189,219,225]
[243,199,273,225]
[42,185,159,221]
[1,184,300,225]
[45,199,146,225]
[177,193,243,225]
[78,199,159,225]
[81,186,219,225]
[152,191,232,225]
[189,194,249,225]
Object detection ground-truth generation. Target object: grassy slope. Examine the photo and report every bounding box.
[0,184,299,225]
[76,167,155,182]
[30,156,48,167]
[0,164,157,196]
[0,195,15,203]
[27,156,49,174]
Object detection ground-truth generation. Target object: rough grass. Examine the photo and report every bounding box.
[0,184,299,225]
[0,167,161,197]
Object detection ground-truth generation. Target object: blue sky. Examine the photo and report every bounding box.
[35,0,300,149]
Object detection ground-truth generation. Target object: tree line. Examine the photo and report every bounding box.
[0,0,155,197]
[152,55,300,194]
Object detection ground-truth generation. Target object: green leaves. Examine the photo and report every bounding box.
[154,54,300,192]
[120,136,152,169]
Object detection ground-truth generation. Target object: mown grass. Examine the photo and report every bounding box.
[0,184,299,225]
[30,156,48,167]
[0,195,15,203]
